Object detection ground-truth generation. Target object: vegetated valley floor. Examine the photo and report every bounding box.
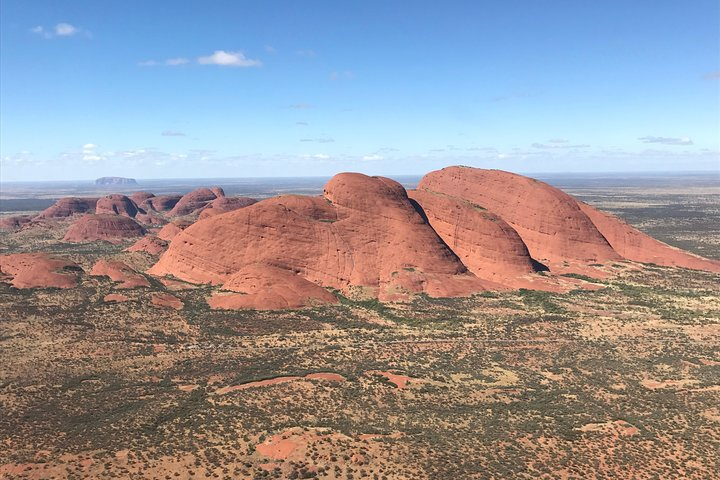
[1,183,719,479]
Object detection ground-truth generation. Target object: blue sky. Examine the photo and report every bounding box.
[1,0,718,181]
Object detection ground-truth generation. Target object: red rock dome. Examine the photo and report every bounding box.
[95,194,140,217]
[64,214,146,243]
[36,197,98,219]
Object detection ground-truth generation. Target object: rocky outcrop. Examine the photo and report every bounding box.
[95,177,137,186]
[150,173,487,302]
[90,259,150,288]
[157,219,193,241]
[408,189,538,285]
[0,253,82,289]
[129,191,155,204]
[95,194,140,217]
[37,197,98,219]
[125,236,168,255]
[208,264,338,310]
[151,292,183,310]
[169,187,224,216]
[64,214,146,243]
[198,196,257,219]
[417,167,621,265]
[0,215,33,231]
[141,194,182,213]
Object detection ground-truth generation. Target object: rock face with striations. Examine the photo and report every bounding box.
[149,173,487,306]
[416,167,621,266]
[198,196,257,219]
[95,177,137,186]
[148,167,720,310]
[408,188,539,287]
[64,214,146,243]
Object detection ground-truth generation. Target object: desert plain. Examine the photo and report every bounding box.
[0,168,719,479]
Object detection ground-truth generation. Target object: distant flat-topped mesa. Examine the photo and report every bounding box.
[95,176,137,186]
[148,167,720,310]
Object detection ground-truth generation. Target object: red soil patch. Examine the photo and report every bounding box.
[103,293,130,303]
[304,372,346,382]
[0,253,81,289]
[255,428,349,461]
[91,259,150,288]
[64,214,146,243]
[151,292,184,310]
[370,371,413,389]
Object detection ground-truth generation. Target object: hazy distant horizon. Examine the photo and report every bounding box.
[2,168,719,186]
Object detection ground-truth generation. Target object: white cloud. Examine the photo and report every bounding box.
[301,153,330,160]
[31,23,85,39]
[296,49,316,57]
[264,45,277,53]
[361,154,383,161]
[139,57,190,67]
[197,50,261,67]
[161,130,187,137]
[638,136,693,146]
[287,103,313,109]
[165,57,189,66]
[54,23,78,36]
[82,143,102,162]
[532,142,590,149]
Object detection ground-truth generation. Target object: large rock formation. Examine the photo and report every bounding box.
[150,173,486,303]
[198,196,257,219]
[408,189,540,288]
[129,191,155,204]
[37,197,98,219]
[64,214,146,243]
[0,253,82,289]
[157,219,193,241]
[170,187,225,216]
[142,194,182,213]
[95,194,140,217]
[95,176,137,186]
[417,167,621,266]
